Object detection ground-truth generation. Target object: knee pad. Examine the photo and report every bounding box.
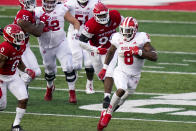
[35,68,41,77]
[45,73,56,81]
[85,68,94,73]
[64,70,76,82]
[74,64,82,71]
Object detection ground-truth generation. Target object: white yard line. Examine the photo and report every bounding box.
[183,59,196,63]
[143,66,164,69]
[158,63,189,66]
[142,70,196,75]
[1,111,196,124]
[150,34,196,38]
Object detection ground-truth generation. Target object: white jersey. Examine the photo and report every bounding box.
[110,32,151,76]
[65,0,99,33]
[35,4,68,48]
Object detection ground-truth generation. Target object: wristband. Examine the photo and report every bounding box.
[138,49,143,56]
[103,64,108,70]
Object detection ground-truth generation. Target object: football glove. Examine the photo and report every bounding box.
[98,64,108,80]
[130,46,142,56]
[25,68,35,80]
[73,29,80,40]
[97,47,107,55]
[40,13,50,32]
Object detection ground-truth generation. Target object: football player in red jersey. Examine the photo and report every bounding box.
[14,0,49,88]
[0,24,36,131]
[79,2,123,108]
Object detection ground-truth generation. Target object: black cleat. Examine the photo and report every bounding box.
[103,96,110,108]
[11,124,24,131]
[113,105,120,112]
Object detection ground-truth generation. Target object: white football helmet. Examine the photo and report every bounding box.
[3,24,25,45]
[19,0,36,12]
[42,0,57,12]
[93,2,109,25]
[119,17,138,41]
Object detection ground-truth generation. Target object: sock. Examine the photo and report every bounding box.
[68,81,75,90]
[86,79,93,88]
[47,81,54,88]
[13,107,26,126]
[104,93,111,98]
[107,93,120,114]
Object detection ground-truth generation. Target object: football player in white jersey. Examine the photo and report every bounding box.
[97,17,158,130]
[65,0,100,94]
[34,0,80,103]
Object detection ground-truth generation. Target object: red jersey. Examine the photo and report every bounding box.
[84,10,121,49]
[14,9,36,44]
[0,41,26,75]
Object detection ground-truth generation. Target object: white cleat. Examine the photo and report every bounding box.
[85,81,95,94]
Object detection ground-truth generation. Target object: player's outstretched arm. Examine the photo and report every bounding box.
[17,19,44,37]
[64,11,80,31]
[139,42,158,61]
[104,45,117,65]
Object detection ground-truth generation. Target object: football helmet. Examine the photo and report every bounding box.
[3,24,25,45]
[19,0,36,12]
[119,17,138,41]
[93,2,109,25]
[77,0,88,7]
[42,0,57,12]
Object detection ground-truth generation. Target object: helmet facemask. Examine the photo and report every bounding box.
[42,0,57,12]
[94,11,109,25]
[77,0,88,7]
[19,0,36,12]
[120,17,138,41]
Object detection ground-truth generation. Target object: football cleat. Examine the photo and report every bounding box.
[97,110,106,131]
[103,96,110,108]
[100,113,112,127]
[69,90,77,103]
[44,85,55,101]
[85,82,95,94]
[11,124,24,131]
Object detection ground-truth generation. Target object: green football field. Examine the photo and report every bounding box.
[1,6,196,131]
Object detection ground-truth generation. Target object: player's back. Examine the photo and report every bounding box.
[0,41,26,76]
[84,10,121,49]
[35,4,68,48]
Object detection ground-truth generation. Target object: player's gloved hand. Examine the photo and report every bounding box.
[0,87,2,99]
[98,64,108,80]
[0,28,3,36]
[97,47,107,55]
[73,29,80,40]
[40,13,50,32]
[25,68,36,80]
[130,46,142,56]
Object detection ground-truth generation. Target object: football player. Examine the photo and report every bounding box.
[34,0,80,103]
[97,17,158,130]
[78,2,123,108]
[0,24,35,131]
[65,0,101,94]
[14,0,48,88]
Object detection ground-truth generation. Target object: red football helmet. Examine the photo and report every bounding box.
[3,24,25,45]
[119,17,138,41]
[42,0,57,12]
[93,2,109,25]
[19,0,36,12]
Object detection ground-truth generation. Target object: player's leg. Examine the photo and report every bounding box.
[98,69,128,130]
[102,52,118,108]
[83,50,95,94]
[39,46,57,101]
[56,41,77,103]
[20,43,41,86]
[9,75,28,130]
[0,80,7,111]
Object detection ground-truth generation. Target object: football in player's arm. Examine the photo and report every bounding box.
[97,17,158,130]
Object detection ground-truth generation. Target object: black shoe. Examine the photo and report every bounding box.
[103,96,110,108]
[113,105,120,112]
[11,124,24,131]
